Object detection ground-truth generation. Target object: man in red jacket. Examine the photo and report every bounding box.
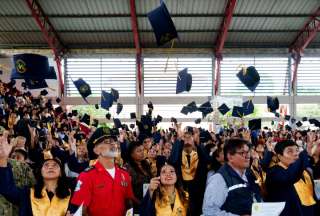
[68,129,136,216]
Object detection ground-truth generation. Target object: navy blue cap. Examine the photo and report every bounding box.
[24,79,48,89]
[180,106,189,115]
[236,66,260,92]
[248,118,261,130]
[232,106,244,118]
[291,118,296,124]
[218,103,230,115]
[176,68,192,94]
[284,115,291,121]
[111,88,119,102]
[113,118,122,129]
[154,115,163,125]
[147,1,178,46]
[101,90,114,110]
[242,100,254,116]
[130,112,136,119]
[274,112,280,118]
[116,103,123,115]
[267,96,279,112]
[296,121,303,127]
[80,113,90,125]
[46,67,57,79]
[198,101,213,118]
[73,78,92,103]
[186,101,198,113]
[11,53,52,80]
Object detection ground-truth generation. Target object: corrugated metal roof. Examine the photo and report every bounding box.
[0,0,31,15]
[226,32,296,45]
[0,32,46,44]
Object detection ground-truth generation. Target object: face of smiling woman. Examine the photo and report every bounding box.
[160,165,177,186]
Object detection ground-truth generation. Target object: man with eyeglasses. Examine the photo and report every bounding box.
[265,140,317,216]
[203,138,261,216]
[67,128,136,216]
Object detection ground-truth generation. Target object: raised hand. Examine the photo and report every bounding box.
[149,176,161,197]
[0,132,13,166]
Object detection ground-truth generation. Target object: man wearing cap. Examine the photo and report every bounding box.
[68,129,136,216]
[265,140,317,216]
[203,138,261,216]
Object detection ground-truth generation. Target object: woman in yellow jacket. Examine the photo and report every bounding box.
[141,163,189,216]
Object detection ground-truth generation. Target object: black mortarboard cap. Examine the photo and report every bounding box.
[130,124,135,129]
[56,98,61,103]
[176,68,192,94]
[147,101,154,110]
[154,115,163,125]
[309,118,319,125]
[147,1,178,46]
[296,121,303,127]
[80,113,90,125]
[113,118,122,129]
[285,125,292,131]
[274,112,280,118]
[40,89,48,96]
[198,101,213,118]
[92,119,99,128]
[242,100,254,116]
[285,115,291,121]
[180,106,189,115]
[116,103,123,115]
[73,78,91,103]
[111,88,119,102]
[72,110,78,116]
[236,66,260,92]
[195,118,201,124]
[291,118,296,124]
[101,90,114,110]
[105,113,111,120]
[186,101,198,113]
[130,112,136,119]
[302,117,308,122]
[25,79,48,89]
[248,118,261,130]
[55,106,63,115]
[267,96,279,112]
[232,106,244,118]
[95,104,99,109]
[218,103,230,115]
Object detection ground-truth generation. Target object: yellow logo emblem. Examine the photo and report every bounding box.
[79,84,88,93]
[16,59,27,73]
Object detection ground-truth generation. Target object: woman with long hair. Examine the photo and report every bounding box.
[141,163,189,216]
[0,133,71,216]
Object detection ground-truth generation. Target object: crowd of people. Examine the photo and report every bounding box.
[0,80,319,216]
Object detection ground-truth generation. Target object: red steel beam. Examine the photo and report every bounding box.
[214,0,237,95]
[129,0,142,96]
[290,7,320,93]
[24,0,65,95]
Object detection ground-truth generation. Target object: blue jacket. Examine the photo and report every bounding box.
[266,150,316,216]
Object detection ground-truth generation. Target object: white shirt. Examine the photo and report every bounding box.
[106,167,115,179]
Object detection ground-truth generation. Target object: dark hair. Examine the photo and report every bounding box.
[34,159,70,199]
[274,139,297,155]
[223,138,250,161]
[126,141,152,177]
[155,163,188,206]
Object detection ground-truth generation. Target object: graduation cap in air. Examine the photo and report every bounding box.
[147,101,154,110]
[95,104,99,109]
[274,112,280,118]
[302,117,308,122]
[267,96,279,112]
[236,66,260,92]
[180,106,189,115]
[218,103,230,115]
[176,68,192,94]
[232,106,244,118]
[309,119,320,127]
[154,115,163,125]
[242,100,254,116]
[92,119,99,128]
[55,106,63,115]
[113,118,122,129]
[56,98,61,103]
[198,101,213,118]
[291,118,296,124]
[73,78,92,103]
[130,124,135,129]
[101,90,114,110]
[296,121,303,127]
[47,67,57,79]
[147,1,178,46]
[24,79,48,89]
[285,125,292,131]
[11,53,53,80]
[284,115,291,121]
[40,89,48,96]
[248,118,261,130]
[105,113,111,120]
[80,113,90,126]
[116,103,123,115]
[186,101,198,113]
[111,88,119,102]
[130,112,136,119]
[195,118,201,124]
[72,110,78,116]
